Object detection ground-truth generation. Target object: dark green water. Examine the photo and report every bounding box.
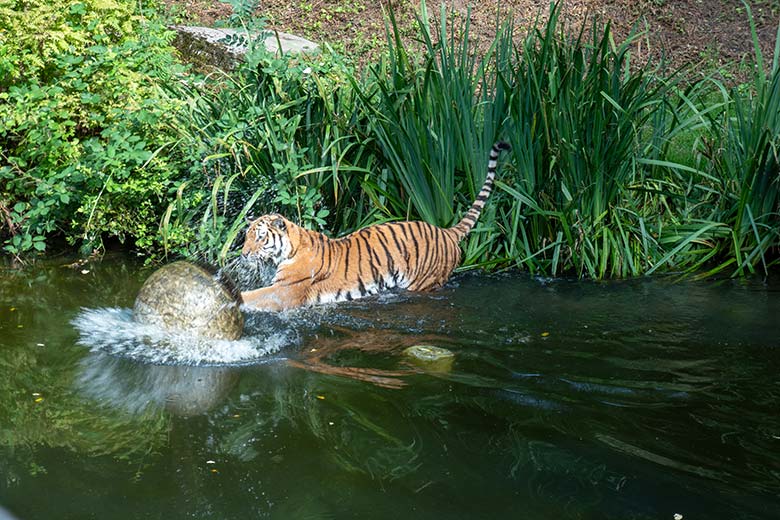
[1,257,779,519]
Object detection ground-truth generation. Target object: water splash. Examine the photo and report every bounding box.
[218,256,276,291]
[72,307,297,366]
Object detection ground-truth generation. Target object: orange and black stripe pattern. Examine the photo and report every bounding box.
[240,141,510,311]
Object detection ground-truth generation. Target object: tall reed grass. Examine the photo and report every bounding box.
[159,1,779,278]
[700,1,780,276]
[499,9,674,277]
[358,3,505,226]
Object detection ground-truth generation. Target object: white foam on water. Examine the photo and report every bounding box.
[72,307,296,366]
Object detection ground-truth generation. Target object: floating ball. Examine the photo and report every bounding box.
[133,261,244,340]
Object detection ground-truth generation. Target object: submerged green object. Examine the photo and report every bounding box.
[133,261,244,340]
[403,345,455,372]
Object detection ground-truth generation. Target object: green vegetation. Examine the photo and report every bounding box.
[700,7,780,277]
[0,0,186,255]
[2,0,779,278]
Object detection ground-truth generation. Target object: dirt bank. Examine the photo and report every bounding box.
[165,0,779,77]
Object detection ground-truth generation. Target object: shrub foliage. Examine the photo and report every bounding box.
[0,0,184,255]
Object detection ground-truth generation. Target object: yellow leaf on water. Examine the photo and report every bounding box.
[541,332,550,337]
[316,395,325,400]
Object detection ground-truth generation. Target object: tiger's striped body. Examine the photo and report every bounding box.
[240,142,510,311]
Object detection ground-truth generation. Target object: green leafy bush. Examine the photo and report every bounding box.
[0,0,185,255]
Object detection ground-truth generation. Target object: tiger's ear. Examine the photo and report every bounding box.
[272,216,286,230]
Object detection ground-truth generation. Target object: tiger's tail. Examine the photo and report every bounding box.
[450,141,511,239]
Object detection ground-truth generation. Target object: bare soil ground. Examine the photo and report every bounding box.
[165,0,780,78]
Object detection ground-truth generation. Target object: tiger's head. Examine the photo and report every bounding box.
[241,214,295,265]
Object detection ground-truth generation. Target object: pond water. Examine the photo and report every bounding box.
[1,256,779,519]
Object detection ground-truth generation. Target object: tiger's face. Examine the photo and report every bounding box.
[241,214,291,265]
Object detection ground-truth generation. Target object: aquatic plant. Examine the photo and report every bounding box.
[699,1,780,276]
[495,5,693,277]
[347,2,720,277]
[356,2,504,228]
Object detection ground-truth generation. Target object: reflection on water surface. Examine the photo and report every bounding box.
[1,257,779,519]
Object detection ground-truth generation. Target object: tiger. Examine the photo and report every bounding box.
[240,141,510,311]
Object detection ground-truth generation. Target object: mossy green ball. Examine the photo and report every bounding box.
[133,261,244,340]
